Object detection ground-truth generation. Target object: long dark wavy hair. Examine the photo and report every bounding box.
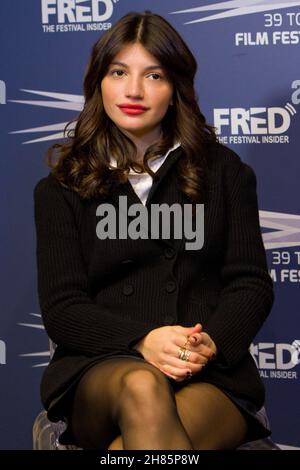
[47,10,217,203]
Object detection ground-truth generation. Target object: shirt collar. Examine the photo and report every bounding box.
[109,141,181,174]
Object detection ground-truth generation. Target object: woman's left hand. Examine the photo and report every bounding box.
[187,331,217,367]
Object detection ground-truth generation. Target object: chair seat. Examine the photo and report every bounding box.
[33,410,81,450]
[32,410,280,450]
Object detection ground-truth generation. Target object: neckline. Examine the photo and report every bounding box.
[109,141,181,175]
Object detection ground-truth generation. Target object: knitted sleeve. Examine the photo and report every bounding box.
[33,175,157,357]
[204,154,274,368]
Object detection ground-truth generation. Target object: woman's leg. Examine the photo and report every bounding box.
[108,381,248,450]
[174,382,248,450]
[69,357,193,450]
[107,435,123,450]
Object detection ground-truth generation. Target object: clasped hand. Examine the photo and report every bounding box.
[133,323,217,382]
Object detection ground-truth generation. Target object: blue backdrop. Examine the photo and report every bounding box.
[1,0,299,449]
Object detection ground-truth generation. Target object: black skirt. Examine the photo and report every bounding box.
[46,354,271,448]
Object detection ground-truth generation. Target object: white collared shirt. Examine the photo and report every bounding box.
[109,141,181,205]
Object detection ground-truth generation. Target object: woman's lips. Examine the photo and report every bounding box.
[118,106,148,115]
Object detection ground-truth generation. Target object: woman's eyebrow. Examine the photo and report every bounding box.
[110,61,163,71]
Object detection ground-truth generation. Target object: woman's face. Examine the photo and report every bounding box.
[101,42,174,140]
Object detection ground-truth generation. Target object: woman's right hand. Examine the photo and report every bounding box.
[133,323,205,382]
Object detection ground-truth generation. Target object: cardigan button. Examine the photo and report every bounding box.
[164,247,175,259]
[121,259,135,265]
[165,281,176,293]
[123,284,134,295]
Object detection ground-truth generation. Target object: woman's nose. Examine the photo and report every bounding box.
[125,76,144,98]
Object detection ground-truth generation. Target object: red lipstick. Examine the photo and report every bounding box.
[117,103,149,115]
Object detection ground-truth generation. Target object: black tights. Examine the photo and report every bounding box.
[68,357,248,450]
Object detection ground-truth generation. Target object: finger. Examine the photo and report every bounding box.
[188,323,202,335]
[173,343,212,367]
[162,363,193,379]
[186,333,202,346]
[198,332,215,350]
[162,370,186,382]
[179,350,209,367]
[163,354,203,374]
[175,323,202,336]
[194,353,210,366]
[174,333,201,351]
[150,356,192,377]
[157,367,178,381]
[169,345,203,366]
[195,344,215,358]
[148,361,184,382]
[197,332,209,344]
[196,335,217,358]
[164,340,205,370]
[172,335,213,365]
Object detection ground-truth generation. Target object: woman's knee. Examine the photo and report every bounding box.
[117,368,176,423]
[121,367,172,400]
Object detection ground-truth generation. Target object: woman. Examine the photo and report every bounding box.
[34,11,274,450]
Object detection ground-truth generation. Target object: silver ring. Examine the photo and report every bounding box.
[178,347,191,361]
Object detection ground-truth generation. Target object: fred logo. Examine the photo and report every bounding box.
[41,0,114,24]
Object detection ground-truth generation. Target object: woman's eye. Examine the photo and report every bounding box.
[109,70,163,80]
[149,73,162,80]
[110,69,124,77]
